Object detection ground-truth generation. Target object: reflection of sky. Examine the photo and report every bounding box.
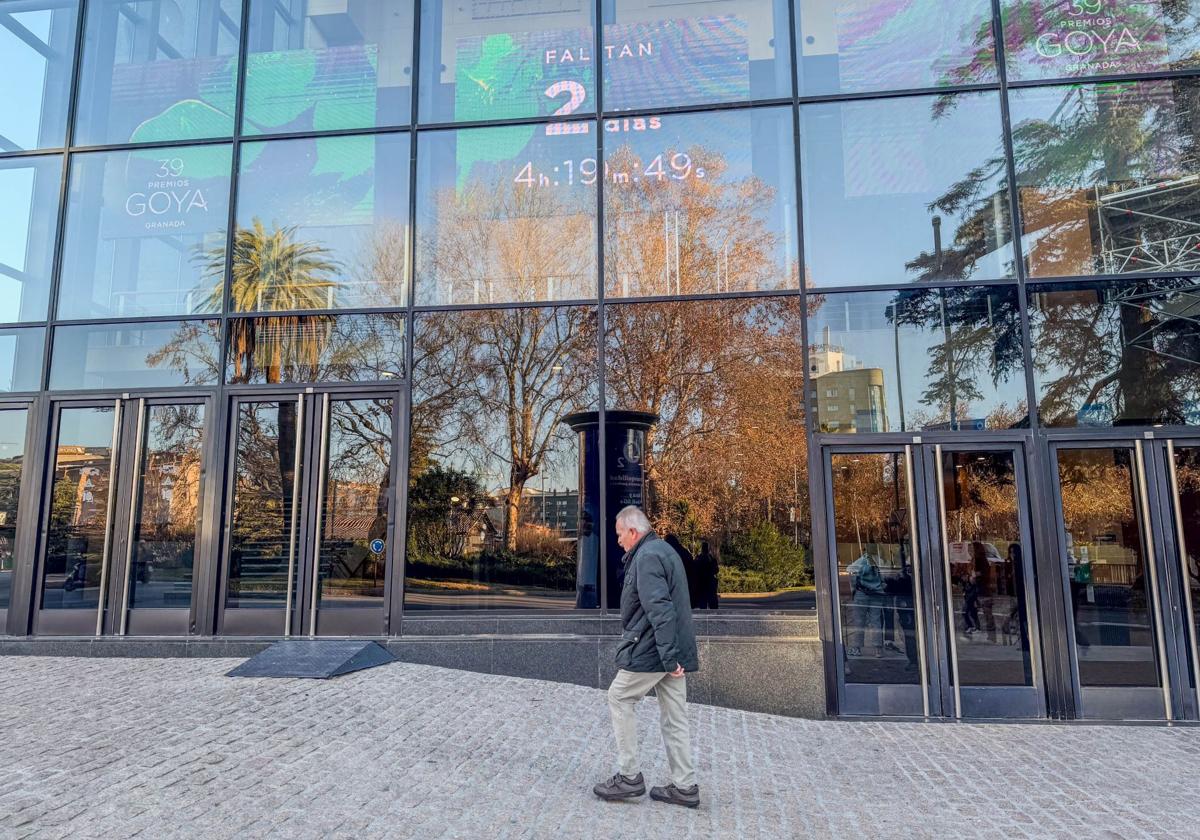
[808,289,1026,431]
[0,328,45,392]
[49,322,219,390]
[797,0,995,95]
[57,405,116,450]
[801,92,1011,287]
[0,409,28,459]
[0,7,61,149]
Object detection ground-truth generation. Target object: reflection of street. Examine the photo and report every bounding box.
[718,589,816,611]
[403,587,576,610]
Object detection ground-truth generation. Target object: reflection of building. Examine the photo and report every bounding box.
[809,328,887,433]
[521,488,579,537]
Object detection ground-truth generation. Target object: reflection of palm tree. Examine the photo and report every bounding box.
[198,219,340,383]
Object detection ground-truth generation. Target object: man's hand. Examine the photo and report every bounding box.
[667,664,685,678]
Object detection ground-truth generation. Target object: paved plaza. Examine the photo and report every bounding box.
[1,656,1199,839]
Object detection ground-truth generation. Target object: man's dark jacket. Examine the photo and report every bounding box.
[615,532,700,673]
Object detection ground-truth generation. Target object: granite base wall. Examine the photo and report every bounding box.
[0,616,825,719]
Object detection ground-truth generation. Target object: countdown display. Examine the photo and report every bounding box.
[428,12,755,122]
[1002,0,1176,81]
[603,107,797,297]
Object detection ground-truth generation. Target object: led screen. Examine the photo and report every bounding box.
[1001,0,1198,81]
[798,0,995,95]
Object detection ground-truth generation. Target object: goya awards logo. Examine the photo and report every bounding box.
[1012,0,1169,77]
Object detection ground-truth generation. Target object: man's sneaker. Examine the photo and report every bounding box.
[649,783,701,809]
[593,773,646,801]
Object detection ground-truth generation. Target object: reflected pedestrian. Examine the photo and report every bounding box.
[594,506,700,809]
[664,533,698,610]
[697,540,720,610]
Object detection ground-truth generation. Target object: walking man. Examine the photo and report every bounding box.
[593,506,700,808]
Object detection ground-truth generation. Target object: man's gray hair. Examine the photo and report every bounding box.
[615,505,653,535]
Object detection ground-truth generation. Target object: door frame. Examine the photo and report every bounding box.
[821,441,938,717]
[0,398,41,637]
[819,431,1047,719]
[30,393,215,637]
[215,384,405,638]
[919,440,1047,720]
[1045,436,1178,721]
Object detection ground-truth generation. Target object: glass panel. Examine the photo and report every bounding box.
[74,0,241,146]
[243,0,413,135]
[226,313,406,384]
[1028,281,1200,428]
[58,145,233,319]
[1001,0,1200,82]
[807,288,1029,433]
[1172,445,1200,688]
[127,403,205,609]
[234,133,409,311]
[418,0,595,124]
[226,400,302,607]
[316,397,393,609]
[604,0,790,110]
[50,320,221,390]
[1056,447,1160,687]
[0,409,29,611]
[0,327,47,392]
[415,123,597,305]
[0,155,60,323]
[604,298,812,609]
[603,106,797,298]
[42,406,116,610]
[407,306,598,610]
[796,0,996,97]
[801,92,1013,287]
[1011,79,1200,279]
[831,451,920,684]
[0,0,79,150]
[940,450,1034,686]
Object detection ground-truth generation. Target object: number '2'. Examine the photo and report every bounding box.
[544,81,590,136]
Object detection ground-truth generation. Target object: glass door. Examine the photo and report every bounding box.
[219,388,401,636]
[35,397,211,636]
[827,446,934,717]
[1163,439,1200,719]
[1048,441,1174,720]
[924,444,1043,719]
[824,440,1044,718]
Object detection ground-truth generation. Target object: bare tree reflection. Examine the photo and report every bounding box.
[606,298,811,602]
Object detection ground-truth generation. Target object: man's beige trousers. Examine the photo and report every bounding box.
[607,669,696,788]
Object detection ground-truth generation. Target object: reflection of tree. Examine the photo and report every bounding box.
[832,454,902,557]
[418,173,594,303]
[1057,451,1136,541]
[888,287,1028,429]
[1032,282,1200,426]
[606,298,810,591]
[604,143,789,295]
[412,307,596,553]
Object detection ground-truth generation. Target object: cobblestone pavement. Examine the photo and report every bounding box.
[2,657,1199,840]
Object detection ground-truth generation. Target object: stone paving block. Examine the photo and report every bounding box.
[1,656,1199,839]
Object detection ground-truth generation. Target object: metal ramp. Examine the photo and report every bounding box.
[226,640,394,679]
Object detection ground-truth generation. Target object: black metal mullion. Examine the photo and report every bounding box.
[394,0,423,635]
[593,0,607,618]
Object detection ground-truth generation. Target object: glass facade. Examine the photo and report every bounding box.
[3,0,1200,721]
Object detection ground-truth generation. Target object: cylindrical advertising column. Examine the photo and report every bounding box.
[562,410,658,609]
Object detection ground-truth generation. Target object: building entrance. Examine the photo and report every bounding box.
[218,388,403,637]
[823,441,1044,719]
[1047,436,1200,721]
[34,396,211,636]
